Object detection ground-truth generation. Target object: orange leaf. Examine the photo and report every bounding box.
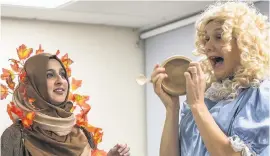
[76,113,87,126]
[28,98,36,109]
[1,68,15,80]
[93,130,103,145]
[66,67,71,78]
[7,103,14,121]
[61,54,74,68]
[84,124,104,146]
[36,44,44,54]
[71,78,82,91]
[22,112,35,128]
[75,107,92,126]
[6,75,15,90]
[91,149,107,156]
[9,103,23,118]
[9,59,20,64]
[85,124,102,133]
[1,84,9,100]
[73,94,90,108]
[10,63,21,73]
[28,98,35,103]
[22,119,32,128]
[26,112,35,120]
[17,44,33,60]
[9,59,22,73]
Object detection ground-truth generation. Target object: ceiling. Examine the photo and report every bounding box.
[0,0,260,32]
[1,0,215,31]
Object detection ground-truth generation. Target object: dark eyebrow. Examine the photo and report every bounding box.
[47,68,65,73]
[47,69,54,72]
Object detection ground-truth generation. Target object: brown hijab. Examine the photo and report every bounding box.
[12,53,90,156]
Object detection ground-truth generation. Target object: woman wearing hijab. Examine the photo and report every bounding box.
[1,53,130,156]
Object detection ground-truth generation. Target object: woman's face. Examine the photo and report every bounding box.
[46,59,68,104]
[204,20,241,80]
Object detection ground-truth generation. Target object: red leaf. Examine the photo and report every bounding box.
[19,70,27,83]
[9,59,22,73]
[8,103,23,118]
[36,44,44,54]
[6,75,15,90]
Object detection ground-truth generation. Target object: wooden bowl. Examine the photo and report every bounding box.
[161,55,191,96]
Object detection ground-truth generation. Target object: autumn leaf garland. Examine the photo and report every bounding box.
[0,44,106,155]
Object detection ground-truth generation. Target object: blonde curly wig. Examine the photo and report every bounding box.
[193,1,270,98]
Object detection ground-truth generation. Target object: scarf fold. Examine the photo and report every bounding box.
[11,53,90,156]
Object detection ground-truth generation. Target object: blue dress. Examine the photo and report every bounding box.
[180,80,269,156]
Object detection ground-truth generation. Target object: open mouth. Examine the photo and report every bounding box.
[209,56,224,68]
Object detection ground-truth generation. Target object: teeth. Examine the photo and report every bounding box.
[209,56,218,59]
[54,89,64,92]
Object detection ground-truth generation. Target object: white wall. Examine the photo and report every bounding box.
[0,18,146,155]
[145,23,196,156]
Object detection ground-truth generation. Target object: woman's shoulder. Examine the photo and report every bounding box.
[1,121,23,156]
[1,122,22,139]
[246,79,269,106]
[258,79,270,95]
[229,79,270,154]
[235,79,269,115]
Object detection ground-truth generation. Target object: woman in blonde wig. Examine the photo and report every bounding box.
[152,1,269,156]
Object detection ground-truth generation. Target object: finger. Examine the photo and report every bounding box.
[118,144,127,153]
[124,152,130,156]
[184,72,192,85]
[187,66,197,73]
[189,62,202,76]
[153,64,159,71]
[187,66,197,80]
[155,73,167,93]
[152,72,164,85]
[151,67,166,84]
[120,147,130,155]
[110,144,119,152]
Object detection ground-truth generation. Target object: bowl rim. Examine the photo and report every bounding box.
[160,55,192,96]
[160,55,192,67]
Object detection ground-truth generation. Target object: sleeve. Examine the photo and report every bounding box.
[180,100,190,119]
[1,123,24,156]
[1,128,14,156]
[229,80,270,155]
